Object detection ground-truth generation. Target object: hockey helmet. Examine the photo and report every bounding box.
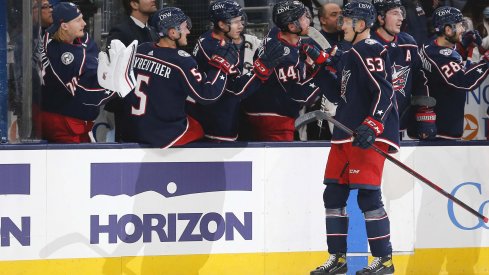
[209,0,244,25]
[340,0,377,28]
[272,0,308,32]
[372,0,404,17]
[483,6,489,20]
[150,7,192,38]
[432,6,464,33]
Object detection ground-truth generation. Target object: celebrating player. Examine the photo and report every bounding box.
[310,1,399,274]
[371,0,436,140]
[189,0,283,142]
[241,0,323,141]
[40,2,118,143]
[418,6,489,139]
[118,7,246,148]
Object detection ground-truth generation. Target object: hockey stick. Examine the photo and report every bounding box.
[295,110,489,223]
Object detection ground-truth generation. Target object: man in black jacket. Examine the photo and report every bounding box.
[104,0,158,141]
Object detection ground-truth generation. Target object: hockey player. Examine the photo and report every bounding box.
[188,0,282,141]
[240,0,324,141]
[419,6,489,139]
[371,0,436,140]
[310,1,399,274]
[40,2,121,143]
[118,7,272,148]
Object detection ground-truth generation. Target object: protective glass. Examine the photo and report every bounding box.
[229,16,245,27]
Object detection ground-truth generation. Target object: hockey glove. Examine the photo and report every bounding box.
[461,30,483,49]
[253,38,285,81]
[97,39,138,98]
[415,107,437,140]
[302,44,330,65]
[209,42,239,75]
[352,116,384,149]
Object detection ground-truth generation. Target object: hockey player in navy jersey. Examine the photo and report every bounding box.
[188,0,282,141]
[119,7,256,148]
[40,2,119,143]
[241,0,324,141]
[310,1,398,275]
[371,0,436,140]
[419,6,489,139]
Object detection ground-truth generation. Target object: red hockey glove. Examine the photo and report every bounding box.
[209,42,239,75]
[352,116,384,149]
[253,38,285,81]
[415,107,437,140]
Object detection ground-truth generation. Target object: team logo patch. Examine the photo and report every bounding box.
[364,39,377,45]
[439,48,452,56]
[178,50,191,57]
[283,47,290,56]
[61,52,74,65]
[391,62,410,97]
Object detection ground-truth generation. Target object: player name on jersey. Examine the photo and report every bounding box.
[134,55,172,78]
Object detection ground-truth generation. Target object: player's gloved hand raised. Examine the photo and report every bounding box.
[302,44,339,65]
[209,41,239,75]
[415,107,437,140]
[352,116,384,149]
[253,38,285,81]
[461,30,483,48]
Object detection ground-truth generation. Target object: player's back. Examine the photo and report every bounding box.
[120,43,197,147]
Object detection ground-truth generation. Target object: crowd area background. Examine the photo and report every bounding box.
[3,0,489,144]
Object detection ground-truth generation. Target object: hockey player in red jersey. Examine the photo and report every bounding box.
[419,6,489,139]
[371,0,436,140]
[310,1,398,274]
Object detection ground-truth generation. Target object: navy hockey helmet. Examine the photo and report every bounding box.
[341,1,377,28]
[209,0,244,25]
[272,0,308,32]
[432,6,464,33]
[150,7,192,38]
[483,6,489,20]
[372,0,404,16]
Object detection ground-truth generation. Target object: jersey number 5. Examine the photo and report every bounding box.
[131,74,149,116]
[366,57,384,72]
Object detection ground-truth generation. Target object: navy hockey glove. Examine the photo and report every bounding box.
[253,38,285,81]
[461,30,483,48]
[352,117,384,149]
[209,42,239,75]
[415,107,437,140]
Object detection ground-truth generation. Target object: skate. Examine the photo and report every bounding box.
[355,255,394,274]
[310,253,347,275]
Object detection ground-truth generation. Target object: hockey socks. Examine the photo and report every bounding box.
[325,207,349,254]
[364,207,392,257]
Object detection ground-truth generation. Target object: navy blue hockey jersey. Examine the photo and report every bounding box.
[41,33,115,121]
[188,30,262,141]
[241,27,321,119]
[419,39,489,139]
[371,31,429,130]
[119,42,229,148]
[332,38,399,152]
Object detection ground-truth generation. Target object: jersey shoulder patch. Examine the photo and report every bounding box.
[439,48,453,56]
[364,38,378,45]
[178,50,191,57]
